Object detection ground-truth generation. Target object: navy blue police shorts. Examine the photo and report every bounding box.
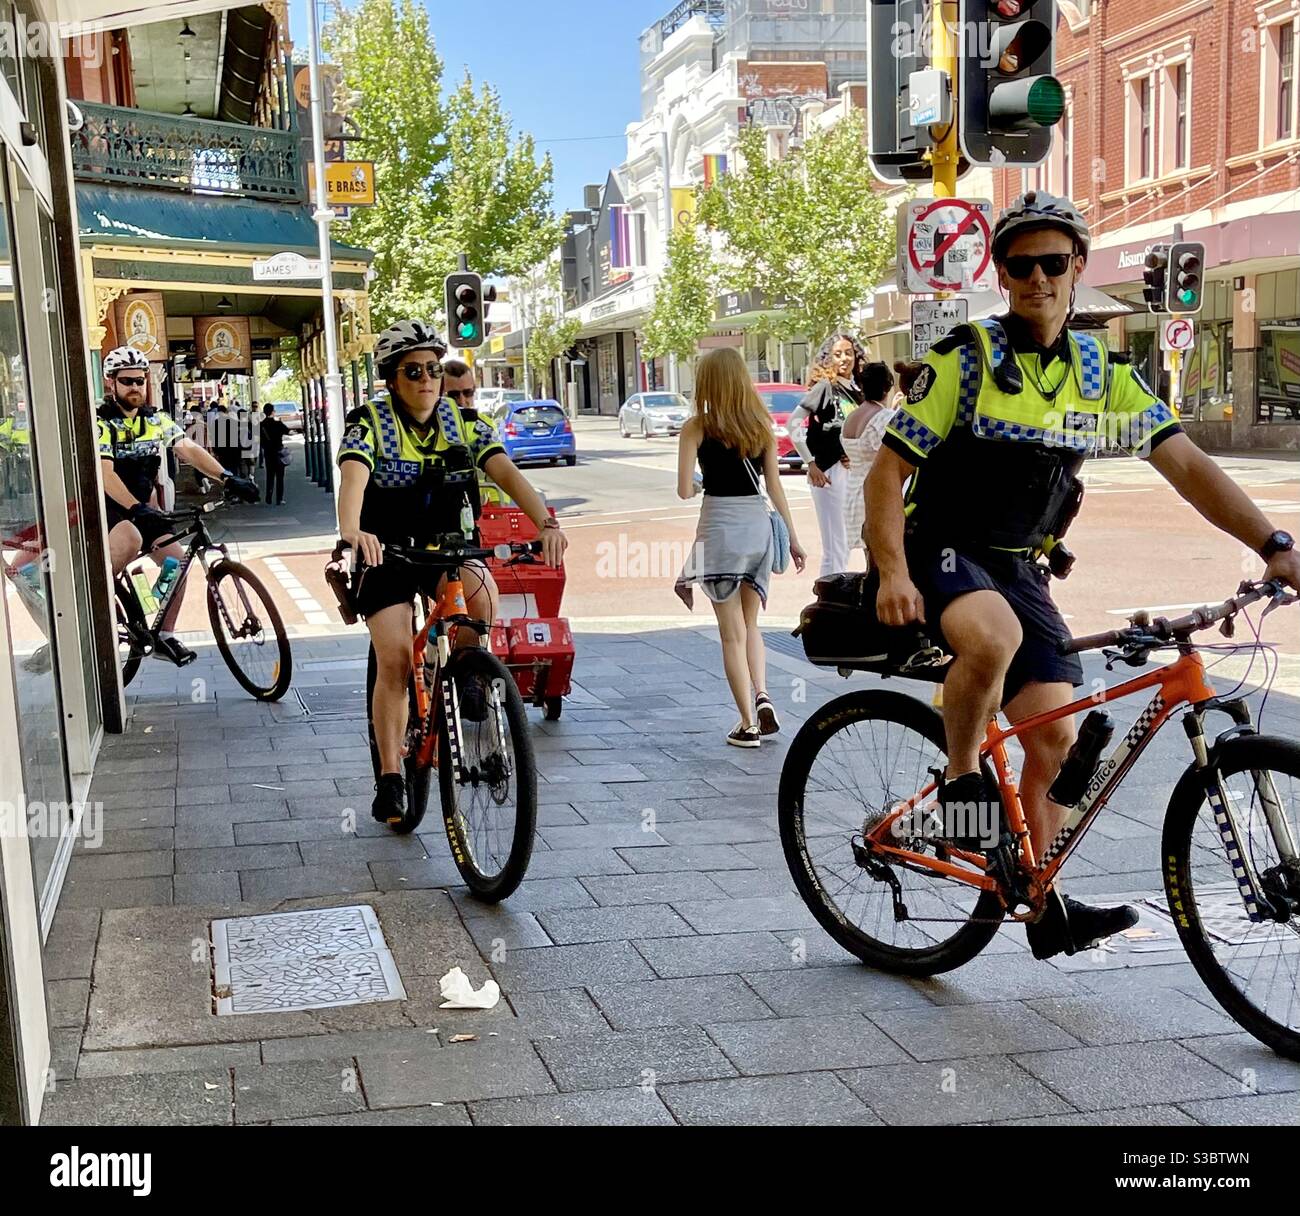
[904,538,1084,707]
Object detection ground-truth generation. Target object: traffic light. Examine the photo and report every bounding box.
[482,283,498,340]
[867,0,934,183]
[444,271,484,349]
[1143,245,1169,316]
[959,0,1064,167]
[1166,241,1205,315]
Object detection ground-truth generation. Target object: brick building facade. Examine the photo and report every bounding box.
[991,0,1300,451]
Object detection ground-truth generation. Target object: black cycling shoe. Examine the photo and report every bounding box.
[371,774,407,826]
[152,634,197,667]
[1026,889,1140,961]
[936,770,1000,851]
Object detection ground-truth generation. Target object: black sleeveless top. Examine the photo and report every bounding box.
[698,436,764,497]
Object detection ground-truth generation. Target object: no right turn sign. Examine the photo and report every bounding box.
[1161,318,1196,352]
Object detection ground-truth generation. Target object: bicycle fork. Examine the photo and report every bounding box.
[1185,703,1299,924]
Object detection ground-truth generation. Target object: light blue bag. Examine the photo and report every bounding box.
[745,457,790,575]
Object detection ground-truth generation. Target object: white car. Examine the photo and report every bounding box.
[619,392,691,439]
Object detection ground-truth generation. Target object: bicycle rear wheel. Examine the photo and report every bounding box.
[779,689,1004,977]
[207,560,292,702]
[438,646,536,902]
[364,645,431,835]
[1163,735,1300,1060]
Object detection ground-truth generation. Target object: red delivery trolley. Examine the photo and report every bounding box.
[479,504,575,721]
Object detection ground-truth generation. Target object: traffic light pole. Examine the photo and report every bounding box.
[1167,223,1184,414]
[306,0,344,496]
[932,0,960,200]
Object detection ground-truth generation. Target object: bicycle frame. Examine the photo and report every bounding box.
[117,515,218,634]
[864,647,1231,909]
[409,572,472,769]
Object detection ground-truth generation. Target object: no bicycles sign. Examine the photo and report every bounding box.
[898,198,996,295]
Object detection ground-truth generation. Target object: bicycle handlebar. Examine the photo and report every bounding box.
[330,536,544,568]
[1060,580,1296,657]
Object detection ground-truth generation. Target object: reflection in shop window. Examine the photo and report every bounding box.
[1260,323,1300,424]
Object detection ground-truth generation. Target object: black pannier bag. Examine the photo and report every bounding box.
[793,573,952,681]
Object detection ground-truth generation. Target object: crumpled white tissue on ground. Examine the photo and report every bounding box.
[438,966,501,1010]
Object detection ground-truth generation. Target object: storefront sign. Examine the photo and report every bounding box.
[196,316,252,372]
[716,289,788,320]
[307,161,376,208]
[112,292,168,361]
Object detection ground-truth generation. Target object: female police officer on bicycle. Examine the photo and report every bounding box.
[337,320,568,826]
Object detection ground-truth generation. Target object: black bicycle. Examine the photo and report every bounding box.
[115,499,292,701]
[330,536,540,902]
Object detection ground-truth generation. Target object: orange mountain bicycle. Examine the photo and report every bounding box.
[779,580,1300,1059]
[330,535,542,903]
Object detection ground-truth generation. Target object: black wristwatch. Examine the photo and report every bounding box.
[1259,531,1295,560]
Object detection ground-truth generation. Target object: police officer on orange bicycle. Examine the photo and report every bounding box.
[336,320,568,827]
[867,191,1300,960]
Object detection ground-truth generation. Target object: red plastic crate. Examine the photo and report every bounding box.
[481,505,567,619]
[501,618,574,701]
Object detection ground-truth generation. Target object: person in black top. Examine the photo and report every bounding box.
[790,332,868,578]
[259,403,290,506]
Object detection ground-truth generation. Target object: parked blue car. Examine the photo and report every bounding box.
[497,400,577,467]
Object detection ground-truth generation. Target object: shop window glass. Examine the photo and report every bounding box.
[0,159,70,894]
[1259,323,1300,424]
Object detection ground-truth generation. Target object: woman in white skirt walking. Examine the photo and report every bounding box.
[675,348,806,748]
[789,332,869,578]
[842,361,896,564]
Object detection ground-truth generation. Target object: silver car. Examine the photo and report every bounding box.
[619,392,691,439]
[477,388,529,423]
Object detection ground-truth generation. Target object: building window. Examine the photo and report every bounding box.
[1139,77,1153,178]
[1281,24,1296,142]
[1174,63,1188,168]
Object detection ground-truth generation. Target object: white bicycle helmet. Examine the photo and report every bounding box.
[103,346,151,377]
[374,320,447,379]
[992,190,1092,263]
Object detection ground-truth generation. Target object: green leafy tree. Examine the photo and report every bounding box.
[440,74,567,282]
[643,222,718,366]
[697,111,894,347]
[323,0,447,328]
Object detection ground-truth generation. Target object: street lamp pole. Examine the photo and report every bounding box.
[305,0,344,495]
[519,279,531,396]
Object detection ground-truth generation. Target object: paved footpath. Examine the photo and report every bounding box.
[40,625,1300,1126]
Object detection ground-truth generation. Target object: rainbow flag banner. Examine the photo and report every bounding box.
[703,154,729,187]
[609,205,632,270]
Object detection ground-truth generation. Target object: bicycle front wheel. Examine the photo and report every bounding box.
[1164,735,1300,1060]
[206,560,292,702]
[438,646,536,902]
[116,586,144,688]
[779,689,1004,977]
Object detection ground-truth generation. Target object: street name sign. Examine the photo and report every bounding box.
[252,252,323,282]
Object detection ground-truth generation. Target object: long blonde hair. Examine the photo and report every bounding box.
[693,347,773,460]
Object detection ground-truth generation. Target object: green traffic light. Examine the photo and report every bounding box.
[1026,76,1066,127]
[1178,290,1197,306]
[458,322,478,339]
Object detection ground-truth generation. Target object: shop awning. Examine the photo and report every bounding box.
[75,183,371,261]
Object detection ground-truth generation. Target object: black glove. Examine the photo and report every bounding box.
[129,503,174,550]
[223,474,260,504]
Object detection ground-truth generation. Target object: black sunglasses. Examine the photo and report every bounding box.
[115,376,147,388]
[1003,253,1075,280]
[445,387,476,400]
[401,362,445,382]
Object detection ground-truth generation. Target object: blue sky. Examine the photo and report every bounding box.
[294,0,671,210]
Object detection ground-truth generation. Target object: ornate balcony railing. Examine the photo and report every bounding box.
[70,102,302,203]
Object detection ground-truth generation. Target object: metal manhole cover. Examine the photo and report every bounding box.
[1143,885,1299,948]
[211,905,406,1015]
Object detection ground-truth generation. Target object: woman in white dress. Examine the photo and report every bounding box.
[842,362,896,566]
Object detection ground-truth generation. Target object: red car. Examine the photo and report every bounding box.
[755,382,809,472]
